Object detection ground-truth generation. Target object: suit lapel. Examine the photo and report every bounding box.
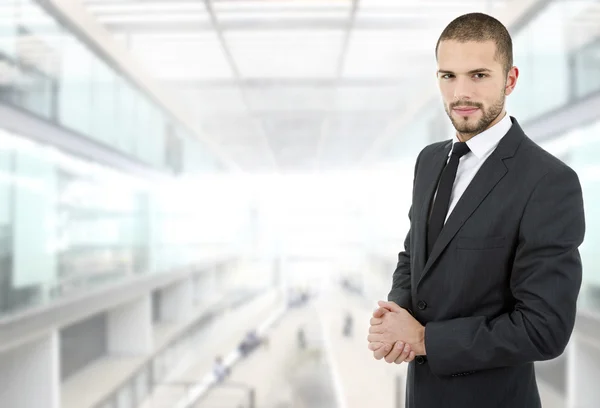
[416,116,525,288]
[414,142,451,275]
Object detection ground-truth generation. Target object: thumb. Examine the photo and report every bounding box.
[378,300,402,313]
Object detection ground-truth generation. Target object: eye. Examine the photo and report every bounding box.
[441,74,454,79]
[473,73,487,79]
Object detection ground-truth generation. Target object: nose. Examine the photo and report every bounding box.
[453,76,474,101]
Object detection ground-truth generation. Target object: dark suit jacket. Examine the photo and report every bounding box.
[388,116,585,408]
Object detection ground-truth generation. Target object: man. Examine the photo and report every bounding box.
[367,12,585,408]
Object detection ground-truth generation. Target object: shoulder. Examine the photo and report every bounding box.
[517,135,580,186]
[415,140,451,165]
[423,140,451,155]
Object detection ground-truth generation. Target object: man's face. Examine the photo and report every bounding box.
[436,40,517,139]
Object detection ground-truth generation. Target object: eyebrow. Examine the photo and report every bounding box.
[437,68,493,75]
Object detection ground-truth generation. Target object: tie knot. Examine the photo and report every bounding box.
[451,142,470,158]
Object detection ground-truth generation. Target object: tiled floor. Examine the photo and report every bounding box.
[136,287,569,408]
[140,292,282,408]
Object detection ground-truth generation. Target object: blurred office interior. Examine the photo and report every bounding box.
[0,0,599,407]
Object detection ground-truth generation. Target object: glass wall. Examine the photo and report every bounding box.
[501,0,600,311]
[508,1,600,122]
[509,1,571,122]
[0,0,219,173]
[542,118,600,311]
[0,126,247,318]
[572,36,600,100]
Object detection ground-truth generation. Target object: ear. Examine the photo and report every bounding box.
[505,66,519,96]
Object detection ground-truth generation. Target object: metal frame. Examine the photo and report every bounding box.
[101,18,440,32]
[197,0,280,170]
[314,0,360,170]
[0,102,169,180]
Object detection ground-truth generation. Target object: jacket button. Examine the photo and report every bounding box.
[417,300,427,310]
[415,356,426,365]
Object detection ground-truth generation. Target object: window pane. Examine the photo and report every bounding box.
[58,36,92,135]
[90,58,117,145]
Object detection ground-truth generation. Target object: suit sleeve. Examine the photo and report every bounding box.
[387,149,423,313]
[425,166,585,377]
[387,206,414,313]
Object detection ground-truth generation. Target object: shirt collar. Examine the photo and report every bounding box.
[450,112,512,159]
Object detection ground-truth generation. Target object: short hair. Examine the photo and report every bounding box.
[435,12,513,75]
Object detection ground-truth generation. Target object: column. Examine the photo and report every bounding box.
[107,295,153,355]
[0,332,60,408]
[160,277,193,322]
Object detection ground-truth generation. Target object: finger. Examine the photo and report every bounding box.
[377,300,402,313]
[385,341,405,363]
[368,342,384,351]
[370,317,383,326]
[373,342,392,360]
[368,325,383,334]
[394,343,411,364]
[367,333,385,343]
[405,351,416,362]
[394,344,410,364]
[372,307,387,318]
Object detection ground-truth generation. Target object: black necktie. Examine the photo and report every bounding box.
[427,142,471,258]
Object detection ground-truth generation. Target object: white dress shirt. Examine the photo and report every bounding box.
[443,112,513,223]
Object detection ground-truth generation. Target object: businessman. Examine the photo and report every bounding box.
[367,12,585,408]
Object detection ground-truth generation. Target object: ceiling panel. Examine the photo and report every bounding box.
[85,1,207,13]
[219,142,277,172]
[197,114,263,143]
[244,85,336,112]
[81,0,539,173]
[225,30,345,78]
[87,1,210,24]
[129,32,234,79]
[342,29,438,78]
[174,86,248,115]
[333,84,408,112]
[96,13,210,24]
[216,10,351,22]
[212,0,353,12]
[358,0,509,11]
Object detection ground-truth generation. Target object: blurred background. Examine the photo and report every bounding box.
[0,0,599,407]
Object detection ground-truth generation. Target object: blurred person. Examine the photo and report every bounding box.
[213,355,229,383]
[239,329,261,357]
[297,326,306,349]
[366,12,585,408]
[343,311,353,337]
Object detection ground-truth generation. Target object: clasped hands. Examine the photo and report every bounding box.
[367,300,426,364]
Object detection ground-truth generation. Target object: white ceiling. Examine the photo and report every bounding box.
[82,0,528,173]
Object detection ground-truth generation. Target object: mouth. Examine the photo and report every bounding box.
[452,106,480,116]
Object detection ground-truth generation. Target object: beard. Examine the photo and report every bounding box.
[445,90,505,137]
